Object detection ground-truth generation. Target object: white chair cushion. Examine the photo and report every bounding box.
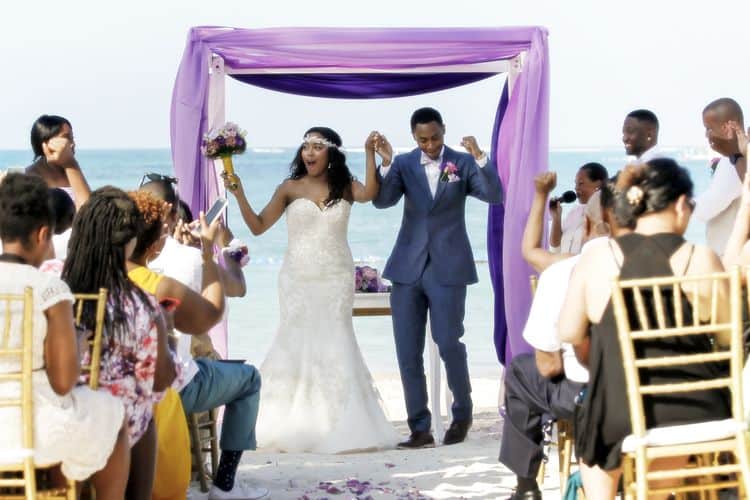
[621,419,745,453]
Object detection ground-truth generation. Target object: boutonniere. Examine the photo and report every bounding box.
[439,161,460,183]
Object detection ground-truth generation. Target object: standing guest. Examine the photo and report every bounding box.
[373,107,503,447]
[622,109,661,161]
[693,98,746,256]
[25,115,91,209]
[0,174,130,499]
[550,162,608,255]
[62,187,176,500]
[559,159,731,499]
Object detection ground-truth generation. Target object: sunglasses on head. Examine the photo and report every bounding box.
[139,173,178,188]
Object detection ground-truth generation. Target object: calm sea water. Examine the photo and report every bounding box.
[0,147,716,375]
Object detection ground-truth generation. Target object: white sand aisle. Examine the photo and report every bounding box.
[188,376,563,500]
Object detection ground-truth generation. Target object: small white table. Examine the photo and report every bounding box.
[352,292,453,440]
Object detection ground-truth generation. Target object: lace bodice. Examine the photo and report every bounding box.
[283,198,353,277]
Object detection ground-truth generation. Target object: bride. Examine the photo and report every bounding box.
[224,127,399,453]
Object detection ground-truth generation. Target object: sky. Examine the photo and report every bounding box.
[2,0,749,150]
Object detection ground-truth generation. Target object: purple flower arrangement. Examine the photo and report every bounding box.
[200,122,247,158]
[440,161,460,182]
[355,265,391,293]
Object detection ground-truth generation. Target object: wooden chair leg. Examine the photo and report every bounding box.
[187,413,209,493]
[208,409,219,479]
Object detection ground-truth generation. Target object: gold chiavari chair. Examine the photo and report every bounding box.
[187,409,219,493]
[613,267,750,500]
[73,289,108,390]
[0,288,75,499]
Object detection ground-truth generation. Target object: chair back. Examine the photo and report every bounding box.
[611,267,744,442]
[0,288,37,497]
[73,288,108,390]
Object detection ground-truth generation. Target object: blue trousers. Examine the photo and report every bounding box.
[390,258,472,433]
[179,358,261,451]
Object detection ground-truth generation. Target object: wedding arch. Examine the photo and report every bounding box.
[170,25,549,368]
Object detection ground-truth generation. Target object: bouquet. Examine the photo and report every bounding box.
[355,265,391,293]
[201,122,247,188]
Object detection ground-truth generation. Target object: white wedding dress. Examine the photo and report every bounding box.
[256,198,399,453]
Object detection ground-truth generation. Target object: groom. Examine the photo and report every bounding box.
[373,107,503,448]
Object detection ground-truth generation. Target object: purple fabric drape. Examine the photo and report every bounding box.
[170,26,548,363]
[231,73,497,99]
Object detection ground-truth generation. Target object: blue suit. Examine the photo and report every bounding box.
[373,146,503,432]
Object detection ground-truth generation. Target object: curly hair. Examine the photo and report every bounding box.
[0,173,55,247]
[128,190,166,260]
[289,127,353,207]
[614,158,693,224]
[62,186,152,341]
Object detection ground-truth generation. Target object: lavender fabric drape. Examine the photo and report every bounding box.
[170,26,548,363]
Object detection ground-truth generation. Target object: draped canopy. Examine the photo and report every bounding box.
[170,25,549,364]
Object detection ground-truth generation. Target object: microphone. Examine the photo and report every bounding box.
[549,190,577,208]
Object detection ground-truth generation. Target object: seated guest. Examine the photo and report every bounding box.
[39,187,76,276]
[127,188,266,500]
[500,178,623,500]
[26,115,91,209]
[693,98,746,256]
[559,159,731,499]
[622,109,661,162]
[62,187,177,500]
[549,162,608,254]
[0,174,129,499]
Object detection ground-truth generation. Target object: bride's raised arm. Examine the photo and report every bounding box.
[224,175,290,236]
[351,131,387,203]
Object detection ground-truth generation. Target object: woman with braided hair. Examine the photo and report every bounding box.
[62,186,176,499]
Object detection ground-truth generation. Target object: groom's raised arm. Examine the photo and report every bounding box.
[462,136,503,204]
[373,152,405,209]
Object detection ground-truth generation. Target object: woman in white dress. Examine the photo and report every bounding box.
[0,173,129,498]
[224,127,399,453]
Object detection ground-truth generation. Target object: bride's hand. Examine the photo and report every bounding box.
[222,171,243,196]
[43,136,77,168]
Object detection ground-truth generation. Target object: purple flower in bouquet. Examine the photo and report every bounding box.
[200,122,248,159]
[439,161,460,182]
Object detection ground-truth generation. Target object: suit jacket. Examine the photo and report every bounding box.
[373,146,503,286]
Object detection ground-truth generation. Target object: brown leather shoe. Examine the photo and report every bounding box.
[442,418,472,445]
[397,431,435,449]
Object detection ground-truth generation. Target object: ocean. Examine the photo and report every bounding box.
[0,147,717,376]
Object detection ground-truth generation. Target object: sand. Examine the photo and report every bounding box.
[187,375,564,500]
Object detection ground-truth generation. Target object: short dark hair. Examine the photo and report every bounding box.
[703,97,744,126]
[30,115,71,159]
[49,188,75,235]
[580,162,609,183]
[176,199,194,223]
[626,109,659,130]
[410,107,444,131]
[0,173,54,247]
[139,176,179,206]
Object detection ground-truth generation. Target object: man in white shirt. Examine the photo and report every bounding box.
[500,184,626,500]
[693,98,747,256]
[622,109,661,162]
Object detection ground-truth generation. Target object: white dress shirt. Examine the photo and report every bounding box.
[379,146,488,197]
[559,204,586,255]
[635,145,662,163]
[522,237,608,383]
[693,156,743,256]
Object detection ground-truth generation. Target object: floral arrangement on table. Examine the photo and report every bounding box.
[440,161,460,182]
[355,265,391,293]
[201,122,247,189]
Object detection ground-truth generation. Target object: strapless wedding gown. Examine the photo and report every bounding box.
[256,198,399,453]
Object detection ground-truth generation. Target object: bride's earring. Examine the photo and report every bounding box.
[327,163,332,170]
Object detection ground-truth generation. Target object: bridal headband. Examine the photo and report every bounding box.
[302,134,344,152]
